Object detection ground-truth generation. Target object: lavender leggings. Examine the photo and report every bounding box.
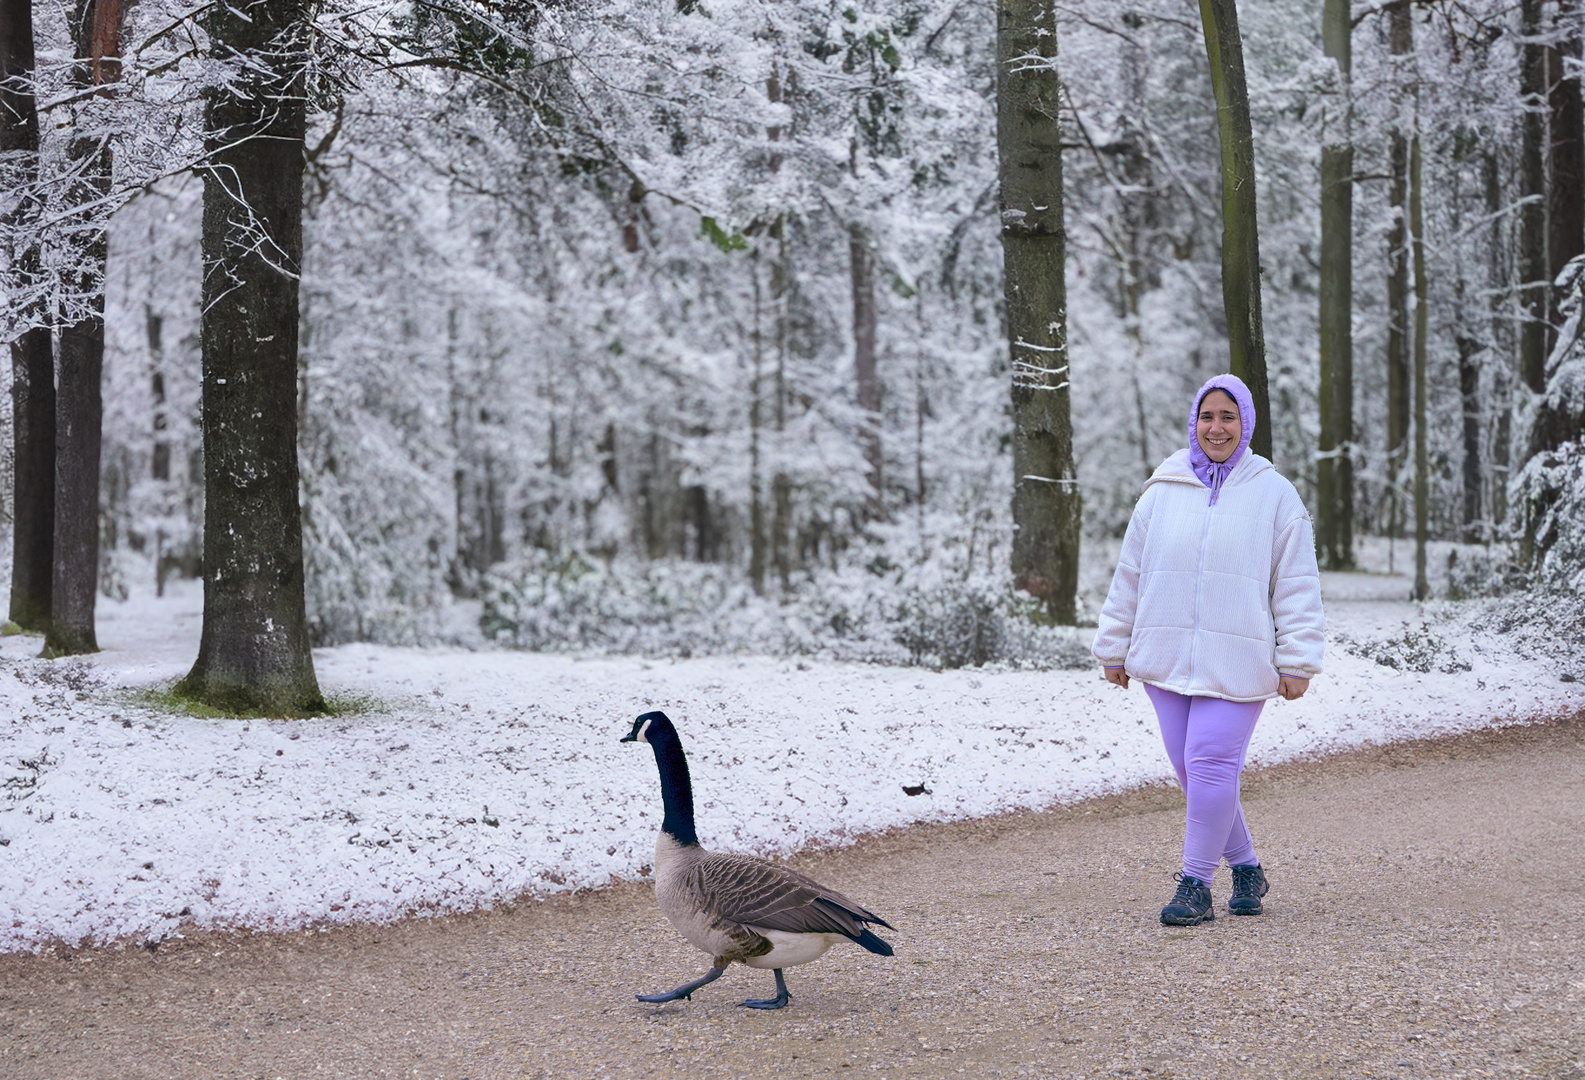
[1143,684,1265,883]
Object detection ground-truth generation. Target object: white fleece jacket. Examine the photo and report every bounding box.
[1091,449,1325,702]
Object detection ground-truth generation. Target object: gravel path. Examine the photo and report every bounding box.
[2,715,1581,1080]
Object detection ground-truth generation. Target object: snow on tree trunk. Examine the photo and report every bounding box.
[2,0,53,633]
[1317,0,1354,569]
[997,0,1079,625]
[1199,0,1273,460]
[176,0,322,715]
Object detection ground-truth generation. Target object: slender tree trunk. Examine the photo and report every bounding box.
[850,224,882,516]
[1456,334,1483,541]
[1519,0,1549,393]
[2,0,54,632]
[176,0,322,715]
[1550,0,1584,332]
[1484,151,1512,530]
[748,254,767,595]
[1199,0,1273,459]
[1384,4,1412,544]
[1411,133,1430,601]
[45,0,121,657]
[1317,0,1353,567]
[771,225,792,591]
[998,0,1080,624]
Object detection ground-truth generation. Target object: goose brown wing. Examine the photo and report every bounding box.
[692,852,892,937]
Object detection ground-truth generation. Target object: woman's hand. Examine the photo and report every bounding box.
[1278,675,1310,701]
[1103,666,1130,689]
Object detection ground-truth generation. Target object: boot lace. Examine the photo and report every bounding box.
[1170,871,1205,905]
[1231,864,1263,898]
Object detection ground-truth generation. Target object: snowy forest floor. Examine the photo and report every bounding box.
[1,716,1581,1080]
[1,543,1584,954]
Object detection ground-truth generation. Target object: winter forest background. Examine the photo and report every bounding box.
[4,0,1585,684]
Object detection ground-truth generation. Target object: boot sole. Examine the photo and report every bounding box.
[1228,904,1263,916]
[1160,910,1215,926]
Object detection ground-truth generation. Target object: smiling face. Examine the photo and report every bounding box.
[1196,389,1242,464]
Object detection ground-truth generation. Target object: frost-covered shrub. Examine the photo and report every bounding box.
[479,549,1095,670]
[1443,545,1528,601]
[1512,255,1585,597]
[1336,626,1472,674]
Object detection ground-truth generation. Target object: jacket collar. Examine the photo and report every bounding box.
[1143,448,1273,493]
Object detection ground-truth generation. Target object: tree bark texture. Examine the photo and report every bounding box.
[1198,0,1273,459]
[176,0,323,714]
[2,0,54,632]
[998,0,1080,625]
[1411,134,1430,601]
[850,225,882,515]
[1317,0,1353,568]
[1520,0,1549,393]
[44,0,120,657]
[1549,1,1584,333]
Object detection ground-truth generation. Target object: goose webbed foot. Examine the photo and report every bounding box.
[636,964,725,1003]
[737,968,792,1010]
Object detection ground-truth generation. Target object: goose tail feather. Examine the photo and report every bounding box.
[851,928,894,956]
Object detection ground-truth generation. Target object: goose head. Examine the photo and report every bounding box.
[620,710,674,745]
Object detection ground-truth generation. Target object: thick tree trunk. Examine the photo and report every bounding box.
[1411,133,1430,601]
[1199,0,1273,459]
[176,0,322,715]
[1519,0,1549,393]
[998,0,1080,624]
[850,224,882,515]
[44,0,120,657]
[2,0,54,632]
[1550,0,1584,334]
[1317,0,1353,568]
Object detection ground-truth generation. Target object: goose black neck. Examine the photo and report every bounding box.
[648,725,698,847]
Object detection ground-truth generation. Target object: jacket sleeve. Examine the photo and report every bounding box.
[1091,488,1153,667]
[1270,507,1325,678]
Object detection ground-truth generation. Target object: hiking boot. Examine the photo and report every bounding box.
[1228,863,1268,915]
[1160,873,1214,926]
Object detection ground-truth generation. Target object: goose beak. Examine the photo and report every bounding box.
[620,732,637,743]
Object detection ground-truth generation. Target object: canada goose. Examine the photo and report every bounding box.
[621,710,894,1010]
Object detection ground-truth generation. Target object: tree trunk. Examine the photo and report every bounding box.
[2,0,54,633]
[850,224,882,516]
[748,253,767,595]
[175,0,322,715]
[1519,0,1549,393]
[1199,0,1273,459]
[998,0,1080,624]
[1384,5,1412,544]
[1411,133,1430,601]
[1456,334,1483,541]
[1550,0,1584,334]
[1483,152,1512,529]
[44,0,121,657]
[1317,0,1353,568]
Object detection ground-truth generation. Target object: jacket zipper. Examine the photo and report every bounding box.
[1187,491,1217,686]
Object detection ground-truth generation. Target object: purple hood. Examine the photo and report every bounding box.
[1187,373,1256,505]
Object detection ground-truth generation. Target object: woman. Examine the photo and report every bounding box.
[1092,373,1324,926]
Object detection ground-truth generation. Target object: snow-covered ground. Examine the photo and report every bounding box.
[2,567,1581,953]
